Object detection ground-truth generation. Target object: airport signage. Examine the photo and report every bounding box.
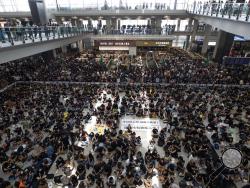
[136,40,172,46]
[95,40,135,47]
[120,118,160,131]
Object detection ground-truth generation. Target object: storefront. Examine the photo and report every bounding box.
[136,40,172,52]
[94,39,173,55]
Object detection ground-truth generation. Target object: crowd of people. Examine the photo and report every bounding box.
[0,49,249,91]
[0,49,249,188]
[0,82,249,188]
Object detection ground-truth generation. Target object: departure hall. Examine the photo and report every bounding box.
[0,0,249,188]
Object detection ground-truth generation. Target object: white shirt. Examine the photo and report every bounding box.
[152,175,160,188]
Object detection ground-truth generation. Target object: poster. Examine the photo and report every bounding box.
[120,118,160,131]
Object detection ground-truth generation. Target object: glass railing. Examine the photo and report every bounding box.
[101,27,174,35]
[93,25,209,35]
[187,2,250,22]
[47,2,188,12]
[0,25,214,48]
[0,26,89,48]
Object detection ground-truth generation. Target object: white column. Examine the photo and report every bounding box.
[77,40,84,52]
[177,19,181,31]
[61,46,67,53]
[201,25,212,54]
[52,49,57,58]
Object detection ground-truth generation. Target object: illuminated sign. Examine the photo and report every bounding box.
[155,41,170,46]
[95,40,172,47]
[136,40,172,46]
[95,40,135,46]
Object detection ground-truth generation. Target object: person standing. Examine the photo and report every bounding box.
[0,25,5,43]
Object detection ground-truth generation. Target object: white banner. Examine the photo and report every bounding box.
[120,118,160,131]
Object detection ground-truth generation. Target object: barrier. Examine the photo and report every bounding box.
[0,82,16,93]
[17,81,250,88]
[1,80,250,94]
[223,56,250,64]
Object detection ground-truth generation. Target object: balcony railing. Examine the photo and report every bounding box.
[0,26,89,48]
[46,2,188,12]
[187,2,250,22]
[0,24,217,48]
[92,25,213,36]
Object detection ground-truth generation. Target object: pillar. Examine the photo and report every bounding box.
[71,43,77,50]
[97,19,102,30]
[213,30,234,63]
[201,24,212,55]
[129,47,137,56]
[77,40,84,52]
[42,50,55,61]
[177,19,181,31]
[147,18,151,27]
[111,18,117,30]
[28,0,48,25]
[117,19,121,30]
[52,49,57,58]
[106,19,111,30]
[191,19,198,43]
[87,19,93,30]
[156,19,162,33]
[151,17,161,34]
[61,46,67,53]
[71,18,77,26]
[185,19,193,49]
[77,19,83,27]
[185,35,190,50]
[174,0,178,10]
[106,18,117,32]
[187,18,193,32]
[83,38,92,49]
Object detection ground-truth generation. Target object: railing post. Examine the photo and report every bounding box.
[229,3,233,19]
[216,3,219,17]
[222,4,224,18]
[246,6,250,21]
[22,29,26,44]
[32,30,35,43]
[10,31,14,45]
[237,4,241,20]
[57,27,60,38]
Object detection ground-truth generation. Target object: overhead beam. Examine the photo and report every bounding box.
[0,11,31,18]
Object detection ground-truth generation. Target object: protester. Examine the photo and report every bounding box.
[0,49,249,91]
[0,49,249,188]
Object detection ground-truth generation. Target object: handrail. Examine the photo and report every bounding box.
[0,82,15,93]
[0,26,90,47]
[16,81,250,88]
[0,25,216,48]
[187,2,250,22]
[46,2,188,12]
[1,81,250,94]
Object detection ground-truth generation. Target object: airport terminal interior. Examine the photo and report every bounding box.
[0,0,250,188]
